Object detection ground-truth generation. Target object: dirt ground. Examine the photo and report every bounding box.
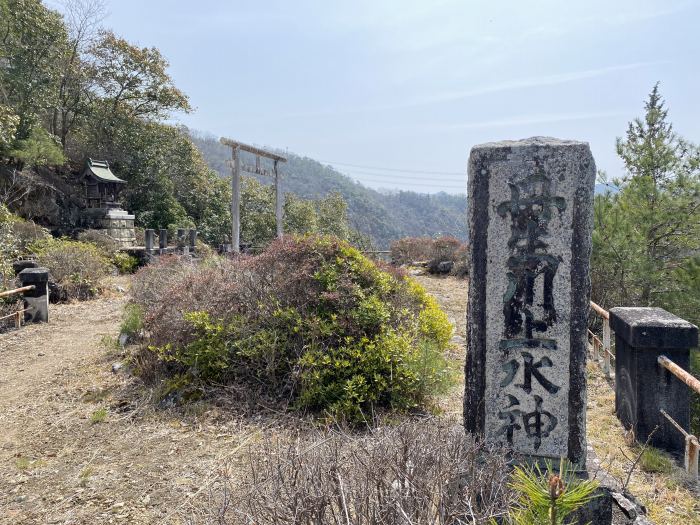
[0,278,265,524]
[0,273,697,524]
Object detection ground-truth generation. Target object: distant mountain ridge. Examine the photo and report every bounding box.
[189,131,468,248]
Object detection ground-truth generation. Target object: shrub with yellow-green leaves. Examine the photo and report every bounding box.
[0,205,21,288]
[132,236,456,421]
[29,237,112,301]
[0,205,49,289]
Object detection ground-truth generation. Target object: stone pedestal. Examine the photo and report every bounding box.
[81,208,136,248]
[609,307,698,455]
[465,137,595,465]
[18,268,49,323]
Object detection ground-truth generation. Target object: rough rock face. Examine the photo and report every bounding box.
[464,137,595,465]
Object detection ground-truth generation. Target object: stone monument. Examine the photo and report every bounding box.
[464,137,595,465]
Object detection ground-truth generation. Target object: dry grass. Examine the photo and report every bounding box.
[1,270,697,524]
[412,273,467,417]
[192,419,514,524]
[418,273,700,524]
[586,360,700,523]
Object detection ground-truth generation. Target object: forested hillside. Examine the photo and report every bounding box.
[190,132,468,247]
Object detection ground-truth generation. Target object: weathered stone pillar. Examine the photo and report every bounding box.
[12,260,37,276]
[144,229,155,254]
[609,307,698,455]
[188,229,197,253]
[159,229,167,255]
[177,228,186,253]
[465,137,595,465]
[18,268,49,323]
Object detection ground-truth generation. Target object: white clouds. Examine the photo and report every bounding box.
[405,63,658,106]
[432,110,624,131]
[279,61,657,118]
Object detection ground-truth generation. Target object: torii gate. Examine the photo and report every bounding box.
[220,138,287,253]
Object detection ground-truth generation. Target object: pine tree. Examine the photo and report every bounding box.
[593,84,700,308]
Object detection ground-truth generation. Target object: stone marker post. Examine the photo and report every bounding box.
[144,229,155,254]
[177,228,186,254]
[609,307,698,455]
[12,260,37,275]
[159,229,167,255]
[465,137,595,465]
[188,229,197,253]
[18,267,49,323]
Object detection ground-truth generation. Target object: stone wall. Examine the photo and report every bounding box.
[81,208,136,248]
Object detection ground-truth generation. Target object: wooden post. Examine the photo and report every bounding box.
[221,138,286,248]
[603,317,611,378]
[686,435,699,479]
[232,146,241,253]
[274,159,282,238]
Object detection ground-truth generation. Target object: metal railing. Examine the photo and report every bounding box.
[589,300,699,479]
[589,301,613,378]
[0,285,35,329]
[362,250,392,263]
[660,408,700,479]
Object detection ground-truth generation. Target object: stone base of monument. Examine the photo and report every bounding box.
[570,446,654,525]
[81,207,136,248]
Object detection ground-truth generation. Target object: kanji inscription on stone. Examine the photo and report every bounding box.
[464,137,595,464]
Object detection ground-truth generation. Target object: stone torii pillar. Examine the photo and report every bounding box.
[220,138,287,253]
[464,137,595,466]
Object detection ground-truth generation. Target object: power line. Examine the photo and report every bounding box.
[339,168,466,182]
[319,159,464,176]
[350,177,465,190]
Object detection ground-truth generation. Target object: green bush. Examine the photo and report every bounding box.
[133,236,456,421]
[78,230,120,255]
[29,237,111,301]
[111,252,139,274]
[120,303,144,339]
[77,230,139,274]
[640,447,674,474]
[0,205,22,288]
[0,205,48,288]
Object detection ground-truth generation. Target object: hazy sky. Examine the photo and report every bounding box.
[53,0,700,193]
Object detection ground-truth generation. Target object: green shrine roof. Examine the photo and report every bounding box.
[84,159,125,184]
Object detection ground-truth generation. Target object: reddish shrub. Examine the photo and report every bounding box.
[129,236,455,421]
[450,243,470,277]
[390,236,434,265]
